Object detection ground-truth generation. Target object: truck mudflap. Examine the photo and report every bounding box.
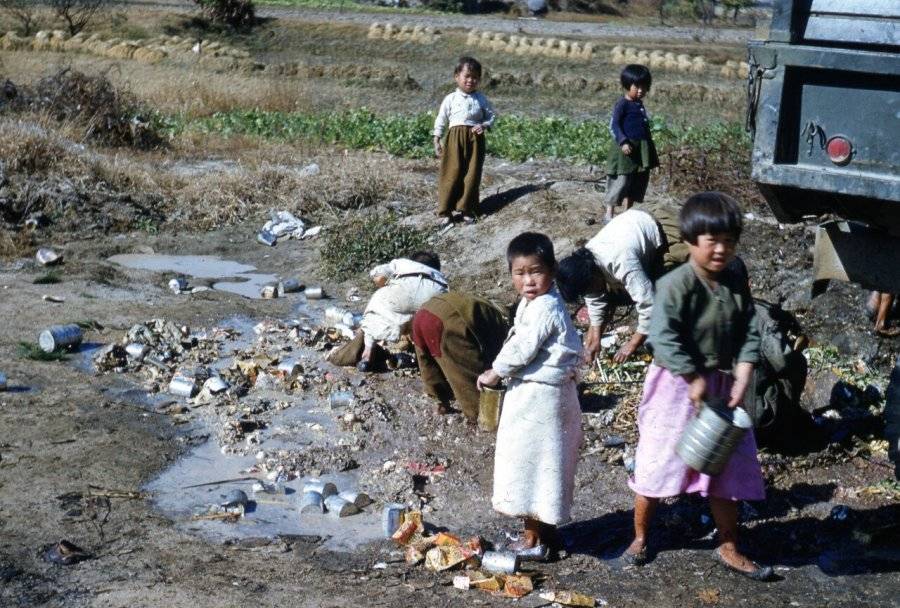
[811,220,900,296]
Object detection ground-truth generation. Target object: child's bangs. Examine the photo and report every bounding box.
[679,192,743,242]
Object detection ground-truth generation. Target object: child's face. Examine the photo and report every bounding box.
[626,82,648,101]
[510,254,554,301]
[455,66,480,94]
[688,233,737,275]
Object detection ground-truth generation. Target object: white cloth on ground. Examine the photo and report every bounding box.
[432,88,496,138]
[582,209,663,334]
[360,260,448,343]
[491,286,583,525]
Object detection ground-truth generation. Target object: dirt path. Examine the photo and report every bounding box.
[125,0,755,43]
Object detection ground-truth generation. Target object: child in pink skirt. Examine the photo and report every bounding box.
[624,192,774,581]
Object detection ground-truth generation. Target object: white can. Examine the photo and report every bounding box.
[304,286,324,300]
[303,479,338,498]
[38,324,83,353]
[324,495,360,518]
[299,491,325,514]
[125,343,149,361]
[168,376,197,398]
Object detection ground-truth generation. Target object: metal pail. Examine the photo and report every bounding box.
[675,399,753,476]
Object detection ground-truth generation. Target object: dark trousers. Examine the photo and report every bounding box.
[438,126,485,216]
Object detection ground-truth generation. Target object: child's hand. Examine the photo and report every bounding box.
[582,326,602,365]
[728,362,754,408]
[620,143,633,155]
[477,369,501,391]
[433,139,443,158]
[372,274,388,289]
[686,374,706,409]
[471,124,485,135]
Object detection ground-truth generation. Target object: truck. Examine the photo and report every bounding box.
[746,0,900,478]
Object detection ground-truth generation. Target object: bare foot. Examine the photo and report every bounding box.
[876,325,900,337]
[433,402,450,415]
[716,545,757,573]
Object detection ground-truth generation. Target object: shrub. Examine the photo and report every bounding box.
[319,213,429,280]
[193,0,256,30]
[0,0,40,36]
[48,0,109,36]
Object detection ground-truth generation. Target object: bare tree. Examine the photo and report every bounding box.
[49,0,110,36]
[0,0,41,36]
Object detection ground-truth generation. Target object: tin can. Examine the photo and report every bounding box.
[676,399,753,476]
[339,490,372,508]
[303,479,337,498]
[481,551,520,574]
[168,376,197,398]
[328,390,354,409]
[257,230,276,247]
[36,248,61,266]
[204,376,229,394]
[38,324,83,353]
[277,359,302,378]
[324,495,360,518]
[279,278,303,294]
[382,503,407,538]
[260,283,279,299]
[168,277,188,293]
[304,286,324,300]
[478,386,505,432]
[299,490,325,514]
[125,342,149,361]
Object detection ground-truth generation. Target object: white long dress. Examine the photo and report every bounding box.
[491,287,583,525]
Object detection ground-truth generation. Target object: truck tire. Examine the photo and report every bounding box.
[886,356,900,480]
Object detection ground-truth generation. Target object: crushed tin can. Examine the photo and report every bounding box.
[480,551,519,574]
[168,375,198,398]
[260,283,279,299]
[279,278,303,294]
[382,503,408,538]
[304,286,324,299]
[36,248,62,266]
[38,324,83,353]
[257,230,277,246]
[303,479,337,498]
[324,495,360,518]
[204,376,229,394]
[299,490,325,514]
[328,390,354,409]
[168,277,188,293]
[125,342,149,361]
[338,491,372,508]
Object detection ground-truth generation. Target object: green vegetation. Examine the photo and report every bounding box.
[320,213,429,279]
[17,341,69,361]
[33,271,62,284]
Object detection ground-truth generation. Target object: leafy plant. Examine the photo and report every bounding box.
[17,341,69,361]
[33,271,62,284]
[193,0,256,30]
[319,213,429,280]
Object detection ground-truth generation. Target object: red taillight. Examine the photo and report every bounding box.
[826,136,852,165]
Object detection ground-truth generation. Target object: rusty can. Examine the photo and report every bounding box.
[481,550,519,574]
[303,479,337,498]
[304,286,324,300]
[478,386,505,432]
[38,324,83,353]
[299,490,324,514]
[324,495,360,518]
[382,503,407,538]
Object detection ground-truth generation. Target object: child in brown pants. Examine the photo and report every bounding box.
[433,56,496,226]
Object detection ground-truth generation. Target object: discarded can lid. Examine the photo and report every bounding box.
[257,230,277,247]
[38,324,83,353]
[382,503,407,538]
[324,495,361,518]
[168,375,198,398]
[204,376,229,394]
[304,286,324,300]
[299,490,325,514]
[260,283,279,299]
[222,489,249,507]
[328,390,354,409]
[303,479,338,498]
[125,342,149,361]
[481,550,520,574]
[279,278,304,294]
[338,490,372,508]
[168,277,188,293]
[36,248,62,266]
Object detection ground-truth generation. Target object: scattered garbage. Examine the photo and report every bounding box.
[43,540,90,566]
[169,375,198,398]
[304,286,324,300]
[300,490,325,514]
[328,390,354,409]
[222,489,249,509]
[38,324,83,353]
[204,376,229,394]
[338,490,371,508]
[36,248,62,266]
[279,278,303,294]
[539,590,598,607]
[324,494,360,518]
[325,306,361,329]
[125,342,149,361]
[258,210,310,247]
[303,479,338,498]
[260,283,279,299]
[257,230,277,247]
[42,294,65,303]
[481,550,519,574]
[168,277,188,293]
[382,503,408,537]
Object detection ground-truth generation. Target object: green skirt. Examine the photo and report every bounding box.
[606,138,659,176]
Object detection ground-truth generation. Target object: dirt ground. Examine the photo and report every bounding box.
[1,3,899,608]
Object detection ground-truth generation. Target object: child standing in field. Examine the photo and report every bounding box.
[478,232,583,561]
[604,64,659,223]
[624,192,774,581]
[433,56,496,226]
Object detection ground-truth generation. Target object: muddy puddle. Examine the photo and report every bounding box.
[108,254,279,299]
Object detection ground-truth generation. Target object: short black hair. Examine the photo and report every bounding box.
[557,248,599,303]
[679,191,743,244]
[506,232,556,271]
[455,56,482,78]
[409,250,441,271]
[620,64,652,89]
